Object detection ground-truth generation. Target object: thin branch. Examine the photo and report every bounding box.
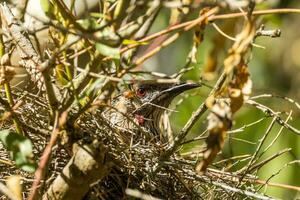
[247,148,291,173]
[155,71,227,172]
[28,112,60,200]
[110,8,300,61]
[247,99,300,135]
[0,3,59,116]
[259,111,293,158]
[211,8,300,21]
[250,94,300,110]
[238,117,277,174]
[257,160,300,192]
[212,22,265,49]
[207,168,300,192]
[256,169,300,192]
[228,117,268,134]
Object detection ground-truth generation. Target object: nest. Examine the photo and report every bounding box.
[0,89,267,200]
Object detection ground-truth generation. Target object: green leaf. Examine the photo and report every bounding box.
[0,130,36,173]
[96,43,120,59]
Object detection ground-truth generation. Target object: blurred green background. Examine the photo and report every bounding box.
[141,1,300,199]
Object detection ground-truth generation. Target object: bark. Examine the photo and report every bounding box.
[42,142,112,200]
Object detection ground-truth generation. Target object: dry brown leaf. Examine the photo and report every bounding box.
[196,99,232,174]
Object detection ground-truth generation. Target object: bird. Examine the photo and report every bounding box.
[104,80,200,144]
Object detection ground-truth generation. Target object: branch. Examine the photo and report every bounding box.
[246,99,300,136]
[0,3,59,114]
[28,112,60,200]
[155,72,227,172]
[42,141,112,200]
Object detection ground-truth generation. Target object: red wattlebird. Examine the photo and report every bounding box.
[104,81,200,143]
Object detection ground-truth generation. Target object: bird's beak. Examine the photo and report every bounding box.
[161,82,200,97]
[133,82,200,115]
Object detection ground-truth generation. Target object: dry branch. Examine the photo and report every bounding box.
[42,142,111,200]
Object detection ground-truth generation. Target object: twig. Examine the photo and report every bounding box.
[0,158,13,166]
[250,94,300,110]
[155,72,227,172]
[180,129,208,145]
[213,154,251,165]
[258,160,300,192]
[238,117,277,174]
[246,99,300,135]
[28,112,60,200]
[212,22,265,49]
[259,111,293,158]
[211,181,275,200]
[133,33,181,66]
[132,7,217,66]
[107,7,219,61]
[247,148,291,173]
[228,117,268,134]
[210,8,300,21]
[207,168,300,192]
[112,8,300,61]
[230,137,256,145]
[256,170,300,192]
[182,168,276,200]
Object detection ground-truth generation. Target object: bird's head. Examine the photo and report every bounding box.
[108,80,200,143]
[127,80,200,127]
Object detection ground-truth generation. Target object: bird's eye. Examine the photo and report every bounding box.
[136,88,146,97]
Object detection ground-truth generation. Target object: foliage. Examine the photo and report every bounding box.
[0,130,36,172]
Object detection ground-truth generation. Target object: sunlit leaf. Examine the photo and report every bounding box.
[122,39,148,45]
